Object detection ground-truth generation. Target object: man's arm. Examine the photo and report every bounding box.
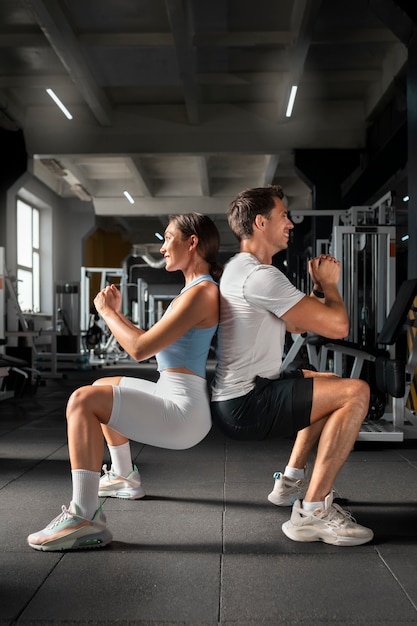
[282,256,349,339]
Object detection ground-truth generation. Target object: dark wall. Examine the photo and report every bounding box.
[0,128,27,247]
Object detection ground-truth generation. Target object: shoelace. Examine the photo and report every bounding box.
[47,505,73,529]
[322,503,357,527]
[102,464,138,481]
[287,478,303,488]
[101,464,114,477]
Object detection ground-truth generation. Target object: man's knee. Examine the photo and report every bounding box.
[344,378,370,415]
[348,377,370,399]
[311,376,370,423]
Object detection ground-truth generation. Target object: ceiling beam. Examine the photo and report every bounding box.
[0,75,73,88]
[0,68,384,91]
[93,193,309,216]
[262,155,280,186]
[165,0,199,125]
[312,27,400,45]
[24,100,366,156]
[196,157,210,196]
[125,158,153,197]
[368,0,415,46]
[23,0,113,126]
[79,30,294,50]
[79,33,174,47]
[57,158,95,195]
[0,32,47,46]
[2,27,396,50]
[193,31,294,46]
[94,196,231,216]
[278,0,323,120]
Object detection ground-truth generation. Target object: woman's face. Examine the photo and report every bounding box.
[160,221,192,272]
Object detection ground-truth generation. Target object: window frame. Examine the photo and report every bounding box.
[16,198,40,313]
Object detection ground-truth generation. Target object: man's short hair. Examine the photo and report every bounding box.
[227,185,284,241]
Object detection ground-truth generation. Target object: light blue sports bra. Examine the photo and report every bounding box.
[156,274,218,378]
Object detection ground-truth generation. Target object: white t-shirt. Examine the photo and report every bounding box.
[211,252,305,401]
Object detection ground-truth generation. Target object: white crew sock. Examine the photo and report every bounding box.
[71,469,100,520]
[108,441,133,477]
[283,466,305,481]
[302,499,325,512]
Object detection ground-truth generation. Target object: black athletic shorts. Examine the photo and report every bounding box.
[210,373,313,440]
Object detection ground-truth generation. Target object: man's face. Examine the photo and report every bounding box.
[263,198,294,252]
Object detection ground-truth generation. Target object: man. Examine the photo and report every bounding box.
[211,185,373,546]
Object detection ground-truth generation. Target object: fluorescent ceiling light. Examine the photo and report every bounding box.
[403,195,410,202]
[401,234,409,241]
[285,85,298,118]
[123,190,135,204]
[46,88,73,120]
[154,232,164,241]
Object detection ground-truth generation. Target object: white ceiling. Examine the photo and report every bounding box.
[0,0,409,246]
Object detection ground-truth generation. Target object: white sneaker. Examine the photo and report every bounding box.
[98,464,145,499]
[27,502,112,551]
[282,492,374,546]
[267,471,305,506]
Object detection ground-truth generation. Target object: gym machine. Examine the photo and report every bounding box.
[31,281,87,376]
[80,250,179,365]
[283,194,417,441]
[80,267,129,365]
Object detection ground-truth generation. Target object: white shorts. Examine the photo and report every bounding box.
[107,371,212,450]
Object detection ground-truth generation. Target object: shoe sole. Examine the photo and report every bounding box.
[28,530,113,551]
[281,521,373,546]
[98,487,145,500]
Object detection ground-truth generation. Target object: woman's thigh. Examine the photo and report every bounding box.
[108,374,211,449]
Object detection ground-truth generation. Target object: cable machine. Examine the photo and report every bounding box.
[283,194,417,441]
[331,198,396,349]
[286,194,396,374]
[80,267,128,365]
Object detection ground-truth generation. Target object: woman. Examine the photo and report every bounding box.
[28,213,222,551]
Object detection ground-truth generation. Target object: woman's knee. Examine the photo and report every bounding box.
[66,385,92,418]
[67,384,114,426]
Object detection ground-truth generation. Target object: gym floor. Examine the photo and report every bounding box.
[1,361,417,625]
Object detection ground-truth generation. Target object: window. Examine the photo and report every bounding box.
[17,199,40,312]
